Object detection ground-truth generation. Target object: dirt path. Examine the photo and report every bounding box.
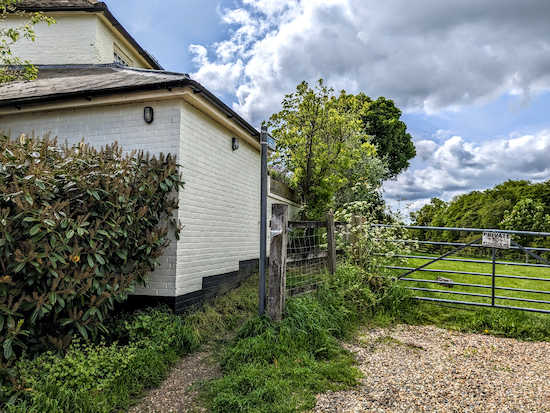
[313,324,550,413]
[128,347,220,413]
[129,324,550,412]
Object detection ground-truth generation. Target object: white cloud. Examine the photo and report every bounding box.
[384,130,550,210]
[188,0,550,126]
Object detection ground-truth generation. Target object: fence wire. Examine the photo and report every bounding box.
[286,227,327,295]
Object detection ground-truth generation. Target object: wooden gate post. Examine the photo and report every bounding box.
[268,204,288,321]
[326,209,337,274]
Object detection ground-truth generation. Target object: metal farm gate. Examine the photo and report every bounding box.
[374,225,550,314]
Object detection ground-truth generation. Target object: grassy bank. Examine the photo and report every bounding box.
[200,262,550,412]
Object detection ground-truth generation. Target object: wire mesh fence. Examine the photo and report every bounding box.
[286,226,327,296]
[268,205,339,319]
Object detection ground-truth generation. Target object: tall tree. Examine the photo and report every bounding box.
[500,198,550,246]
[356,95,416,178]
[268,80,374,219]
[1,0,55,83]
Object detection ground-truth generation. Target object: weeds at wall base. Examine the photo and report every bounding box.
[2,276,258,412]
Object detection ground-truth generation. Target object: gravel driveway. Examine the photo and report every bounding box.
[313,324,550,413]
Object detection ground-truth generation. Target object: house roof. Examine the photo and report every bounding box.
[0,64,259,138]
[12,0,163,70]
[15,1,102,8]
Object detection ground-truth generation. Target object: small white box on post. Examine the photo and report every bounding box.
[268,204,288,321]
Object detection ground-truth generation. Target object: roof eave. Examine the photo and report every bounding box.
[186,80,259,139]
[0,78,259,138]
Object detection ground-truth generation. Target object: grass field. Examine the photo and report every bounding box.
[390,251,550,312]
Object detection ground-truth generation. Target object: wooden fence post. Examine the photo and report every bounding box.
[268,204,288,321]
[326,209,336,274]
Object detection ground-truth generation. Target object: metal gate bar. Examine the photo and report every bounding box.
[414,297,550,314]
[390,266,550,282]
[374,225,550,313]
[400,277,550,295]
[382,239,550,252]
[396,237,482,279]
[387,254,550,269]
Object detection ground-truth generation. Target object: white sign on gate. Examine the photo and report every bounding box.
[482,231,511,249]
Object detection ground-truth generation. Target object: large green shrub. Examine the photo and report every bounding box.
[0,135,184,361]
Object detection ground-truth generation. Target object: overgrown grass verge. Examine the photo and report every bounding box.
[199,262,550,412]
[201,263,410,412]
[371,287,550,341]
[3,277,258,412]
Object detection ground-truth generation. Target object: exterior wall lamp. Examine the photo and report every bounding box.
[144,106,154,124]
[232,137,240,150]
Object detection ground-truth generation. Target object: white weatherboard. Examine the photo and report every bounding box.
[482,231,511,249]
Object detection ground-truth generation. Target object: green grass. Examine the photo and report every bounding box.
[201,264,410,413]
[368,253,550,341]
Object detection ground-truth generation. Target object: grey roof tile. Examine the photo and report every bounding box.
[0,64,260,138]
[0,64,188,104]
[15,0,102,9]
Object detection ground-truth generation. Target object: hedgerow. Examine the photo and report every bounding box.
[0,134,184,392]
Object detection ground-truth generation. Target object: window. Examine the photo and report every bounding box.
[113,44,133,67]
[114,50,130,67]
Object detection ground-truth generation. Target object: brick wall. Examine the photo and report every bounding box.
[6,14,97,66]
[4,13,148,68]
[176,100,261,297]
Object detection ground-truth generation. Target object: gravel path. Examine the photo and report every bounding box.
[313,325,550,413]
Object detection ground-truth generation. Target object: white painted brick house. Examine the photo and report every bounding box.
[0,0,299,312]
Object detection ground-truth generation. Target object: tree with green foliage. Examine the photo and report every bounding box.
[269,80,416,220]
[409,179,550,248]
[356,95,416,178]
[333,154,387,210]
[500,198,550,246]
[268,80,376,219]
[409,197,448,242]
[1,0,55,83]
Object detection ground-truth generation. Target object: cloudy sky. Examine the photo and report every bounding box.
[104,0,550,213]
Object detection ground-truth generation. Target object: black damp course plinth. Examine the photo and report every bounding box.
[119,258,259,315]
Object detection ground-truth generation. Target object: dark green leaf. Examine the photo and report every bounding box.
[29,224,41,236]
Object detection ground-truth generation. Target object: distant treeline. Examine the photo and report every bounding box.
[410,179,550,250]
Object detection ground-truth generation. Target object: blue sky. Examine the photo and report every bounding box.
[103,0,550,215]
